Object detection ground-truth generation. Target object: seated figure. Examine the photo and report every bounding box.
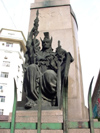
[23,11,74,109]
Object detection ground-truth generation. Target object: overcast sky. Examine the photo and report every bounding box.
[70,0,100,106]
[0,0,100,107]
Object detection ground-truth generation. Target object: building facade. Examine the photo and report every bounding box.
[92,71,100,118]
[0,28,26,115]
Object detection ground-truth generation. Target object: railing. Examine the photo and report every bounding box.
[0,78,100,133]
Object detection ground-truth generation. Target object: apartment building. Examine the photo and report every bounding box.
[0,28,26,115]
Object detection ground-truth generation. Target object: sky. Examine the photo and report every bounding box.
[0,0,100,107]
[70,0,100,106]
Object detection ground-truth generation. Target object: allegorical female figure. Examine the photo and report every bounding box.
[23,11,74,109]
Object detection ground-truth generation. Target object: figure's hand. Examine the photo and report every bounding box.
[50,60,57,70]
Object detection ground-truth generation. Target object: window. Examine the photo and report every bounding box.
[0,96,5,102]
[0,84,7,92]
[4,56,8,59]
[6,42,13,47]
[2,43,5,46]
[0,109,4,115]
[0,86,3,92]
[2,61,10,67]
[0,86,3,89]
[1,72,9,78]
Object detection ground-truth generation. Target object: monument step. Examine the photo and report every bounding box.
[0,129,100,133]
[8,110,95,123]
[6,110,100,133]
[8,110,63,123]
[15,110,62,116]
[0,130,63,133]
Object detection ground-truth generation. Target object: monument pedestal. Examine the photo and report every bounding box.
[0,110,100,133]
[23,0,87,120]
[8,110,63,123]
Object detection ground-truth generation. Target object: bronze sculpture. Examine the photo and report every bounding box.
[23,10,74,109]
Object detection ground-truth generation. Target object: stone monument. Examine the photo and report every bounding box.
[1,1,100,133]
[21,0,87,120]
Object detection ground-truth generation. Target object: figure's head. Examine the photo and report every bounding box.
[41,32,52,50]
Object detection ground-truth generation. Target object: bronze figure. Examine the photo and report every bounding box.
[23,10,74,109]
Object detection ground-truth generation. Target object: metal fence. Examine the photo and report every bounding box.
[0,78,100,133]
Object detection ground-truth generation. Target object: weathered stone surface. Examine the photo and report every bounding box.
[9,110,63,123]
[0,130,10,133]
[0,115,8,121]
[29,6,71,33]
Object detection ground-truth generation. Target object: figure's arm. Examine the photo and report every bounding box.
[23,10,40,72]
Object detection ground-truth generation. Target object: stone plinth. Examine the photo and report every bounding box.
[8,110,63,123]
[0,110,100,133]
[22,0,86,120]
[0,115,8,121]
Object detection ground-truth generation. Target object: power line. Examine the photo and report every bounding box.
[0,0,17,29]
